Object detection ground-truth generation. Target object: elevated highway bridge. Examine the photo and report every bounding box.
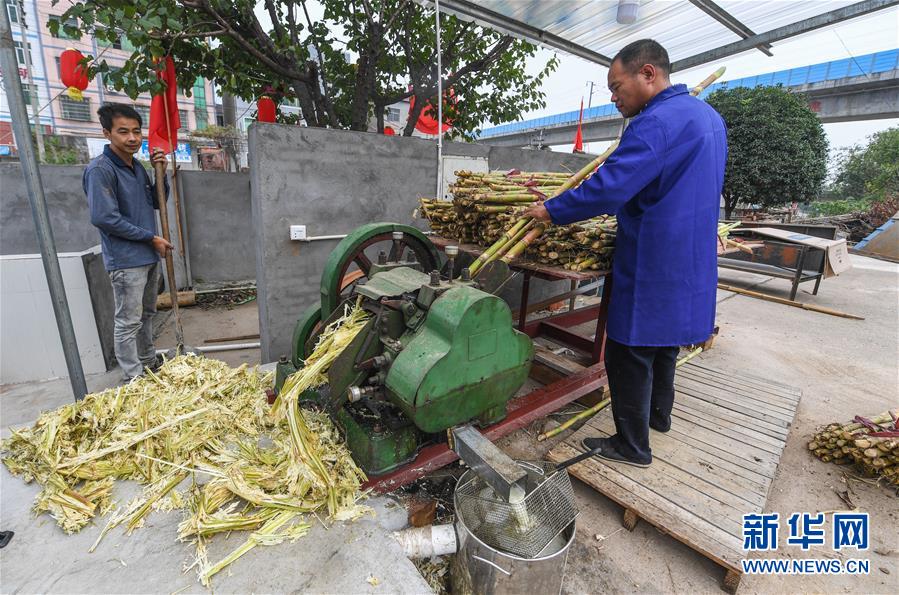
[478,49,899,148]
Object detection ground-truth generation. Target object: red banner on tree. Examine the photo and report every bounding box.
[149,56,180,152]
[409,89,455,136]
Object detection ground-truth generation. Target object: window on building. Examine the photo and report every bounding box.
[5,0,18,24]
[132,104,150,125]
[195,107,208,130]
[13,41,32,66]
[216,110,225,127]
[48,15,80,40]
[192,78,206,103]
[97,29,135,52]
[21,83,38,106]
[60,96,92,121]
[386,107,401,123]
[178,109,189,132]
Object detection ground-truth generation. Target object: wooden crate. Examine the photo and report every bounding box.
[547,362,801,593]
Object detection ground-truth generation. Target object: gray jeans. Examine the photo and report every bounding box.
[110,262,160,379]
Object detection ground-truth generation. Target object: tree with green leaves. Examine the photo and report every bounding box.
[706,85,828,219]
[50,0,557,139]
[831,126,898,201]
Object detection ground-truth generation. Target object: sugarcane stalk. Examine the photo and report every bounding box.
[500,224,546,263]
[692,66,727,96]
[538,398,611,442]
[676,347,703,367]
[469,218,528,275]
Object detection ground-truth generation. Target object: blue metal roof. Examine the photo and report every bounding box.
[478,49,899,139]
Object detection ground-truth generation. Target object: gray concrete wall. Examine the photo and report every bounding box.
[179,171,254,283]
[0,164,97,254]
[0,164,253,285]
[250,124,597,361]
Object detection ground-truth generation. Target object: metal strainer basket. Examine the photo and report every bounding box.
[454,460,578,558]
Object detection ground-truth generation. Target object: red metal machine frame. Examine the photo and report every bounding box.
[362,238,613,494]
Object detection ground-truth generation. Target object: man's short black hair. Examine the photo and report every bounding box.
[613,39,670,76]
[98,103,142,131]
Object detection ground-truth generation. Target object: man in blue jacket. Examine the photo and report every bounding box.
[525,40,727,467]
[84,103,173,381]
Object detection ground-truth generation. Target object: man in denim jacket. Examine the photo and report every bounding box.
[83,103,173,381]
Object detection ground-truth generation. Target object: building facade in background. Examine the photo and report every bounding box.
[2,0,438,164]
[1,0,215,163]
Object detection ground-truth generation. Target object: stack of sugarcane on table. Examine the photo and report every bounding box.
[419,66,729,279]
[808,410,899,487]
[419,168,617,273]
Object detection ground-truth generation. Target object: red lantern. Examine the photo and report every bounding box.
[60,48,89,101]
[257,96,276,123]
[383,126,395,136]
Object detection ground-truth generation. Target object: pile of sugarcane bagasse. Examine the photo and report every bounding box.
[1,302,372,587]
[808,410,899,488]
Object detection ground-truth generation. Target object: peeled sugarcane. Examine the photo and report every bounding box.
[469,66,727,277]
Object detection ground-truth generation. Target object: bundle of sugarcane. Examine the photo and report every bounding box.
[526,215,617,270]
[808,410,899,487]
[1,301,373,586]
[468,66,727,277]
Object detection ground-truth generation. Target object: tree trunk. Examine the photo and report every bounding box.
[374,102,385,133]
[403,94,426,136]
[724,193,736,220]
[222,93,237,127]
[294,80,321,127]
[349,52,376,131]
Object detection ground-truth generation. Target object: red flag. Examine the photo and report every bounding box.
[573,98,584,153]
[149,56,180,153]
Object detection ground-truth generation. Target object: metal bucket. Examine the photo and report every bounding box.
[451,469,576,595]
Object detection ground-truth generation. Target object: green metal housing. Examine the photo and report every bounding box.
[385,286,534,433]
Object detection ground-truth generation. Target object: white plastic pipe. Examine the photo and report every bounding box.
[155,342,260,355]
[393,524,458,558]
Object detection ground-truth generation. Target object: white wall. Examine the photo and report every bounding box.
[0,247,107,384]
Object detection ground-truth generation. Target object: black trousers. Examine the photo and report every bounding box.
[604,338,679,462]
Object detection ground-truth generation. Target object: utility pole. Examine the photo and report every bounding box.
[585,80,600,108]
[15,0,44,162]
[1,7,87,400]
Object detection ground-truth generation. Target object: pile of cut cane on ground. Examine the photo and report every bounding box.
[2,302,371,586]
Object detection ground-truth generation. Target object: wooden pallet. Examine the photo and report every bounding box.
[546,362,801,593]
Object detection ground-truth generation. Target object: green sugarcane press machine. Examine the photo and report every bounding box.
[273,223,534,476]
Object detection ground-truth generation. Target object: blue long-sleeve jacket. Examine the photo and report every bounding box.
[546,84,727,346]
[83,145,167,271]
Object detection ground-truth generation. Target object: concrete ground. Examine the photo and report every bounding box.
[2,254,897,593]
[500,253,898,595]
